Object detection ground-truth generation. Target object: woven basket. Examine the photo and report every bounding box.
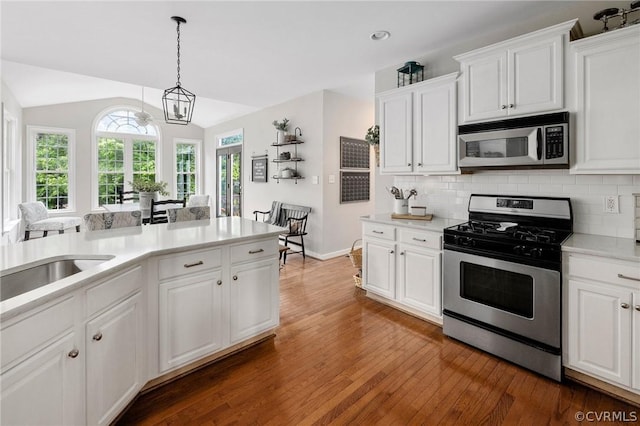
[349,239,362,270]
[353,273,362,288]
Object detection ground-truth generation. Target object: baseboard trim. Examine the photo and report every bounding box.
[564,368,640,407]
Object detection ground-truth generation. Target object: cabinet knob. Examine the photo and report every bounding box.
[68,349,79,358]
[501,105,507,109]
[217,279,223,286]
[635,305,640,312]
[389,250,394,254]
[508,104,514,109]
[92,332,103,341]
[400,251,405,255]
[417,163,422,167]
[408,163,412,167]
[233,275,238,281]
[621,303,630,309]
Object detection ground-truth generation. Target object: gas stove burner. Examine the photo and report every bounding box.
[514,228,557,243]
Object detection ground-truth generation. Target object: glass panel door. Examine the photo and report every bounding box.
[216,146,242,217]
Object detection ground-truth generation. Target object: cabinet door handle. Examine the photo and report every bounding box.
[233,275,238,281]
[248,249,264,254]
[217,280,223,286]
[68,349,79,358]
[417,163,422,167]
[92,332,103,341]
[389,250,394,254]
[635,305,640,312]
[408,163,412,167]
[400,251,405,255]
[621,303,630,309]
[412,237,427,242]
[501,105,507,109]
[508,104,514,109]
[372,230,384,234]
[618,273,640,282]
[184,260,204,268]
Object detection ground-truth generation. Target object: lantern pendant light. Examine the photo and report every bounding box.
[162,16,196,125]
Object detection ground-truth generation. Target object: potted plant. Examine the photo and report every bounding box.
[272,118,290,144]
[365,124,380,166]
[129,178,170,219]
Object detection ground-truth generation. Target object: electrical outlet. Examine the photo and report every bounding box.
[604,195,619,213]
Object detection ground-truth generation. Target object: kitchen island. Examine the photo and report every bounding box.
[0,217,285,425]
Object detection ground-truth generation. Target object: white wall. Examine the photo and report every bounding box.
[22,98,204,216]
[321,91,374,257]
[204,90,375,258]
[1,82,23,244]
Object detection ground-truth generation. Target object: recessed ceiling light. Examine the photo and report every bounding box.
[370,30,391,41]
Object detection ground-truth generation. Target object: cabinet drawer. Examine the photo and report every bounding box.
[1,295,75,369]
[568,254,640,289]
[158,247,222,281]
[231,239,278,264]
[86,265,142,318]
[363,223,396,241]
[398,228,441,250]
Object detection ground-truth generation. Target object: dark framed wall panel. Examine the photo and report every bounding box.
[340,137,370,169]
[340,171,370,203]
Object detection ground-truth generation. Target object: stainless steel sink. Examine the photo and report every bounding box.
[0,256,114,302]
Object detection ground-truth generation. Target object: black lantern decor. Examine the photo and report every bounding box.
[397,61,424,87]
[163,16,196,125]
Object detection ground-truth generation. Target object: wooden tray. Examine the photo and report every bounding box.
[391,213,433,221]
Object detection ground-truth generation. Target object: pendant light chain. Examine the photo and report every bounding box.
[176,20,181,87]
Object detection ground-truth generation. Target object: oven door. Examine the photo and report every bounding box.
[458,126,541,168]
[443,249,560,348]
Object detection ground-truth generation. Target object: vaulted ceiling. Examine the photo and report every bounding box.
[1,1,627,127]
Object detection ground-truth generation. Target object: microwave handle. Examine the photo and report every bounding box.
[536,128,542,161]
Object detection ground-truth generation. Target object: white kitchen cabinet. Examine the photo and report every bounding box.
[363,238,396,299]
[1,295,83,426]
[378,72,458,175]
[86,292,144,426]
[379,90,413,174]
[455,20,575,123]
[570,25,640,174]
[565,253,640,394]
[362,221,443,322]
[229,259,279,344]
[397,243,441,317]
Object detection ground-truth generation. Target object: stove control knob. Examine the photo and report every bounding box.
[514,245,526,255]
[530,248,543,258]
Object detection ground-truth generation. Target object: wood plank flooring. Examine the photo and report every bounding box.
[118,256,638,425]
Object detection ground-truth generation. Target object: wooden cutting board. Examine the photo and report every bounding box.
[391,213,433,221]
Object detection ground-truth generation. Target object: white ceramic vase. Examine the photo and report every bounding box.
[138,191,158,220]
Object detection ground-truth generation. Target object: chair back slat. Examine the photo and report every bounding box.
[150,199,186,224]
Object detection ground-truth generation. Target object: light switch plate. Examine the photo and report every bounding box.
[312,176,319,184]
[604,195,619,213]
[328,174,335,184]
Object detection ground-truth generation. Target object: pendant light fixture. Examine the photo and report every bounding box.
[162,16,196,125]
[134,87,153,127]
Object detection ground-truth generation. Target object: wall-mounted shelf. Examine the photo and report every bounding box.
[271,133,304,183]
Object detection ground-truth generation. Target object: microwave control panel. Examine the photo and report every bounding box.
[545,126,565,159]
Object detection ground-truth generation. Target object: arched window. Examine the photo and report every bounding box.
[93,109,160,206]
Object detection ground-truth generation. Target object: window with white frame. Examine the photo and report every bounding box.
[174,139,201,200]
[94,109,160,206]
[2,109,19,229]
[27,126,76,211]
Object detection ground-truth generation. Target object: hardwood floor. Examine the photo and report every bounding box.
[118,256,637,425]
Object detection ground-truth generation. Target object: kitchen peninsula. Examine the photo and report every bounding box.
[0,217,284,426]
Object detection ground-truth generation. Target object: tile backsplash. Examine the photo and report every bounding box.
[392,171,640,239]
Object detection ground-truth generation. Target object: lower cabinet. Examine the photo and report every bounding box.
[565,253,640,395]
[158,271,224,372]
[86,292,145,425]
[230,259,280,344]
[362,222,443,321]
[0,332,83,426]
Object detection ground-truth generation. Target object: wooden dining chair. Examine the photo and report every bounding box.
[117,190,138,204]
[150,199,186,224]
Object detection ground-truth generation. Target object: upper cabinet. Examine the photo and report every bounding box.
[570,25,640,174]
[378,72,458,175]
[455,19,577,124]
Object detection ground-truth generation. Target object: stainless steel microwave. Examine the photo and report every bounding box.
[458,112,569,171]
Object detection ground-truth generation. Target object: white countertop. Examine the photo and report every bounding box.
[562,233,640,262]
[361,214,465,233]
[0,217,285,320]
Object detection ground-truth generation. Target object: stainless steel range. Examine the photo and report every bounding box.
[442,194,573,381]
